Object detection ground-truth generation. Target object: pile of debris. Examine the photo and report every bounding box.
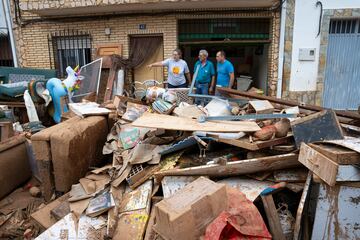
[1,87,360,239]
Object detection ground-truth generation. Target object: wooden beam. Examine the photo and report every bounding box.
[104,67,116,101]
[132,112,261,132]
[217,134,292,151]
[261,194,286,240]
[293,172,312,240]
[155,153,300,179]
[309,143,360,165]
[0,101,26,108]
[217,87,360,121]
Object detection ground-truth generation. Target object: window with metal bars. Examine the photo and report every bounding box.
[329,19,360,34]
[48,29,92,78]
[178,18,270,42]
[0,34,14,67]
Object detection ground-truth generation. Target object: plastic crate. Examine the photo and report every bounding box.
[167,88,194,105]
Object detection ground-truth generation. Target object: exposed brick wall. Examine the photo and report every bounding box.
[15,15,178,68]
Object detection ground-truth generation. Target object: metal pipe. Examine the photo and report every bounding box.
[276,0,286,98]
[3,0,18,67]
[198,113,297,123]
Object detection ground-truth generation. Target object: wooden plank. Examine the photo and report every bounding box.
[217,134,292,150]
[96,44,122,57]
[104,67,116,101]
[298,143,338,186]
[155,153,300,179]
[0,101,26,108]
[31,193,69,229]
[293,172,312,240]
[309,143,360,165]
[273,168,308,182]
[291,110,344,148]
[132,112,260,132]
[261,194,286,240]
[323,136,360,154]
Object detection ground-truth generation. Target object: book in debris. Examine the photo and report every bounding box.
[86,191,115,217]
[152,99,175,114]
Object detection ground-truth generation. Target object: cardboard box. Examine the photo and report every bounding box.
[153,177,227,240]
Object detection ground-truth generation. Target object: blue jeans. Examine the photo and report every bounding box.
[195,82,209,106]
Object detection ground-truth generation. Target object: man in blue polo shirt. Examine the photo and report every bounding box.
[216,51,235,90]
[194,49,215,105]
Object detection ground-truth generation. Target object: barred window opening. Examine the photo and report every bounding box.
[48,29,92,78]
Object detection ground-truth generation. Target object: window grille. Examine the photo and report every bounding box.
[48,29,92,78]
[329,19,360,34]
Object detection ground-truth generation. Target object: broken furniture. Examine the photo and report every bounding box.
[299,143,360,186]
[31,116,108,201]
[0,134,32,199]
[0,66,56,101]
[0,121,14,141]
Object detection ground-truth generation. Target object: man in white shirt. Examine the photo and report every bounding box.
[148,48,191,88]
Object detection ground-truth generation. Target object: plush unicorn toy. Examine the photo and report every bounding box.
[46,66,82,123]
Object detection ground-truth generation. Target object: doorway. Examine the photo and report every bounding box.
[179,18,271,93]
[323,19,360,110]
[130,35,164,89]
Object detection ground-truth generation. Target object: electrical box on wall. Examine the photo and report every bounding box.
[299,48,316,61]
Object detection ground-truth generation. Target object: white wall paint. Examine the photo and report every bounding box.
[0,0,8,34]
[289,0,360,91]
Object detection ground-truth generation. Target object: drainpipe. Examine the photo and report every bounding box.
[276,0,286,98]
[3,0,18,67]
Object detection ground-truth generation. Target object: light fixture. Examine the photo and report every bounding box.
[105,27,111,36]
